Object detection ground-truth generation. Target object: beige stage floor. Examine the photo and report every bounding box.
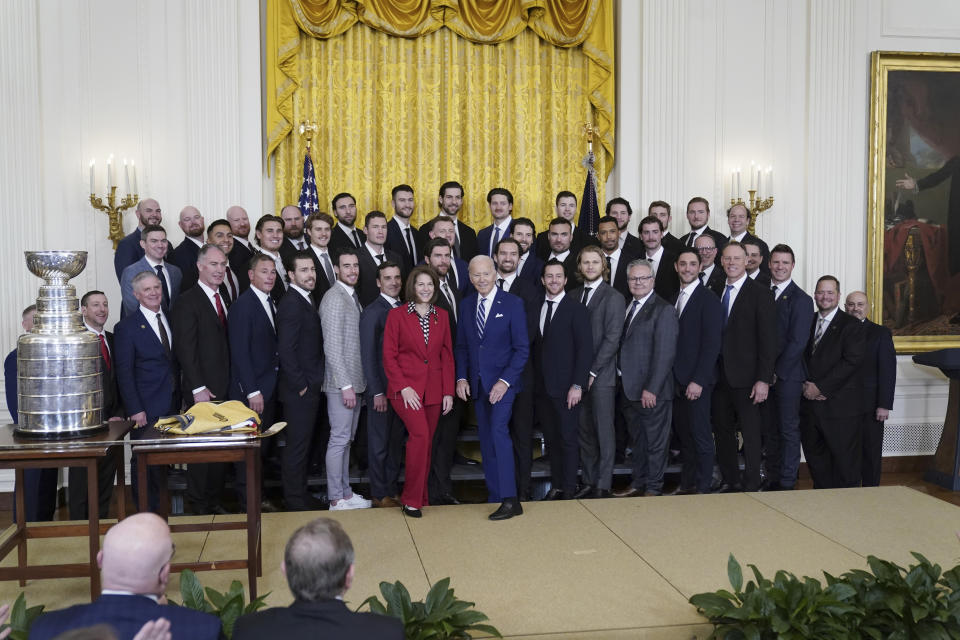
[3,486,959,638]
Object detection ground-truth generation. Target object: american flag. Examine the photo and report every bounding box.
[578,161,600,237]
[298,151,319,215]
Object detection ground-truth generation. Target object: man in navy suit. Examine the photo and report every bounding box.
[455,256,529,520]
[671,249,722,495]
[534,191,597,260]
[234,517,401,640]
[114,198,163,281]
[694,235,726,296]
[766,244,813,490]
[534,260,593,500]
[638,215,680,302]
[229,254,281,510]
[356,211,404,306]
[279,205,310,263]
[844,291,896,487]
[226,205,254,293]
[420,181,478,261]
[544,218,580,292]
[385,184,420,272]
[726,204,770,274]
[679,197,727,258]
[119,225,182,317]
[477,187,515,258]
[359,262,405,508]
[512,217,544,289]
[649,200,685,255]
[170,205,206,292]
[114,271,180,512]
[31,513,222,640]
[597,215,638,300]
[428,215,471,296]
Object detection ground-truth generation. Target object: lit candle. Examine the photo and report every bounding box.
[730,171,735,201]
[767,166,773,195]
[124,158,131,194]
[131,161,137,194]
[756,168,762,194]
[749,161,755,190]
[89,159,95,194]
[107,155,113,189]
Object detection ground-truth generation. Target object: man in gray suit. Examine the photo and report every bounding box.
[319,247,371,511]
[120,224,182,317]
[613,260,678,497]
[571,245,625,499]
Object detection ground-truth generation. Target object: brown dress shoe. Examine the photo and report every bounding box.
[612,487,646,498]
[373,496,402,508]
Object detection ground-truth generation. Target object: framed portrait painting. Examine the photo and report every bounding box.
[867,50,960,352]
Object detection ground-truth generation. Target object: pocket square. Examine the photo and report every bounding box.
[495,313,504,318]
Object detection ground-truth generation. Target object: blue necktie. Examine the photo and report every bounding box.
[155,265,170,309]
[491,226,501,257]
[477,297,487,340]
[721,284,734,329]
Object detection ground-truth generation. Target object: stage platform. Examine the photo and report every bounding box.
[3,486,959,638]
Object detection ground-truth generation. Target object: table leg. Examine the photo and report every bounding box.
[14,468,26,587]
[114,446,127,519]
[86,459,101,599]
[137,453,149,514]
[246,447,259,599]
[157,458,169,520]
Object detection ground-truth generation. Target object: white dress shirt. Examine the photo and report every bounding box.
[722,273,748,311]
[539,290,565,334]
[488,217,513,255]
[140,305,172,348]
[549,249,571,262]
[497,271,518,292]
[645,245,664,276]
[581,277,603,306]
[771,278,792,300]
[676,280,699,316]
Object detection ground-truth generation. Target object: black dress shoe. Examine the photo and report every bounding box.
[591,488,611,499]
[713,483,743,494]
[260,498,281,513]
[572,484,595,500]
[489,499,523,520]
[612,487,645,498]
[666,486,696,496]
[402,505,422,518]
[542,488,565,501]
[453,452,480,466]
[438,493,460,505]
[211,504,231,516]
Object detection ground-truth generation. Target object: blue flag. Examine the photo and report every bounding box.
[298,151,319,215]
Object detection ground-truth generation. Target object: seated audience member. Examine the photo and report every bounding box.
[30,513,221,640]
[233,518,403,640]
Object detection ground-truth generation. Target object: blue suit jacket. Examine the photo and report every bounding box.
[359,295,393,397]
[229,288,279,402]
[446,256,472,297]
[673,284,722,387]
[113,228,144,281]
[120,258,182,317]
[114,309,180,420]
[276,288,325,399]
[30,594,222,640]
[477,220,514,257]
[774,281,813,382]
[455,289,529,395]
[517,251,545,289]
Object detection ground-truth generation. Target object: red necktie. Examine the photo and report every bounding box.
[98,334,111,371]
[214,292,227,328]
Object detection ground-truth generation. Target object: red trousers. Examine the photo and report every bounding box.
[391,400,442,509]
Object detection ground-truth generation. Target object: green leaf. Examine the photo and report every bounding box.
[205,586,229,610]
[179,569,208,612]
[728,554,744,593]
[359,595,388,615]
[467,623,503,637]
[8,593,26,629]
[425,576,452,614]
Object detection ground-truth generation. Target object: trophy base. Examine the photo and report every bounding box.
[14,423,109,440]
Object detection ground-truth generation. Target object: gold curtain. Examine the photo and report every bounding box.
[266,0,614,232]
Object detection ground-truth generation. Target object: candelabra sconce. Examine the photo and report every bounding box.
[730,191,774,235]
[729,164,774,235]
[87,156,138,249]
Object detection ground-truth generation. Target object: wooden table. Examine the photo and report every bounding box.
[0,421,133,600]
[131,428,265,599]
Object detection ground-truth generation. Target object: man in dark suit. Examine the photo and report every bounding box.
[844,291,896,487]
[328,192,367,257]
[477,187,514,258]
[494,238,540,500]
[229,254,281,511]
[427,215,471,296]
[424,238,464,505]
[711,241,777,492]
[303,211,336,303]
[171,245,232,515]
[801,276,866,489]
[276,251,326,511]
[694,235,725,297]
[606,198,642,255]
[639,215,680,301]
[31,513,222,640]
[512,217,544,288]
[671,250,722,495]
[424,181,477,261]
[455,256,529,520]
[234,517,402,640]
[534,260,593,500]
[359,262,405,508]
[255,214,288,303]
[727,203,769,274]
[356,211,403,306]
[385,184,420,272]
[279,205,310,262]
[612,260,679,497]
[114,198,163,280]
[544,217,580,291]
[114,271,181,512]
[743,238,771,288]
[649,200,685,255]
[226,205,254,293]
[534,191,597,259]
[206,219,242,305]
[571,246,625,499]
[679,197,727,258]
[170,205,206,292]
[765,244,813,490]
[69,291,124,520]
[597,215,638,300]
[119,225,183,316]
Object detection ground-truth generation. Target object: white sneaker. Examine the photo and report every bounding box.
[343,493,372,509]
[328,500,351,511]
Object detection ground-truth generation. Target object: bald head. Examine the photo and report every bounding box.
[99,513,173,595]
[135,198,162,227]
[844,290,869,321]
[226,205,251,240]
[178,206,205,239]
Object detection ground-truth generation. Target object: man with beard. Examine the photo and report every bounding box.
[428,215,471,296]
[478,188,514,258]
[680,197,727,257]
[639,215,680,302]
[606,197,642,255]
[534,191,597,259]
[386,184,420,271]
[329,193,366,255]
[545,218,579,291]
[171,206,206,291]
[597,215,638,300]
[226,205,254,292]
[279,204,309,260]
[420,181,477,260]
[512,217,544,288]
[115,198,163,280]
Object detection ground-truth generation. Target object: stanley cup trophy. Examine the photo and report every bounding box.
[15,251,105,438]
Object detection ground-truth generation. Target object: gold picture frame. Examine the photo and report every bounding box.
[867,50,960,352]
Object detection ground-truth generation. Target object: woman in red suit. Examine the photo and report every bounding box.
[383,265,455,517]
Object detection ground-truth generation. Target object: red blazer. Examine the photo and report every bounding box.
[383,304,455,405]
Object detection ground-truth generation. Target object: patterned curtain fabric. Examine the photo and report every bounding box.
[266,0,614,232]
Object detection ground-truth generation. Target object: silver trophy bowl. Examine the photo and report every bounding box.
[15,250,105,438]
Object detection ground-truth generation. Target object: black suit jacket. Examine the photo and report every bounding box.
[279,236,309,264]
[171,285,231,400]
[359,295,394,397]
[329,224,366,258]
[357,246,403,307]
[533,226,598,261]
[517,251,545,289]
[548,252,581,292]
[739,231,770,273]
[276,288,325,399]
[305,246,334,303]
[229,240,254,293]
[622,232,643,256]
[171,238,202,292]
[702,264,726,297]
[453,219,478,261]
[234,599,402,640]
[434,278,462,339]
[534,295,593,397]
[673,284,722,387]
[804,309,866,418]
[720,277,777,388]
[679,225,728,251]
[662,231,685,256]
[861,319,896,414]
[608,249,640,300]
[386,217,420,271]
[100,331,123,418]
[749,270,771,289]
[652,250,681,301]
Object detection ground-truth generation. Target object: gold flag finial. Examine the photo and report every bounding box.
[299,121,318,152]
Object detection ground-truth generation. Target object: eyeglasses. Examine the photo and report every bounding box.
[627,275,654,283]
